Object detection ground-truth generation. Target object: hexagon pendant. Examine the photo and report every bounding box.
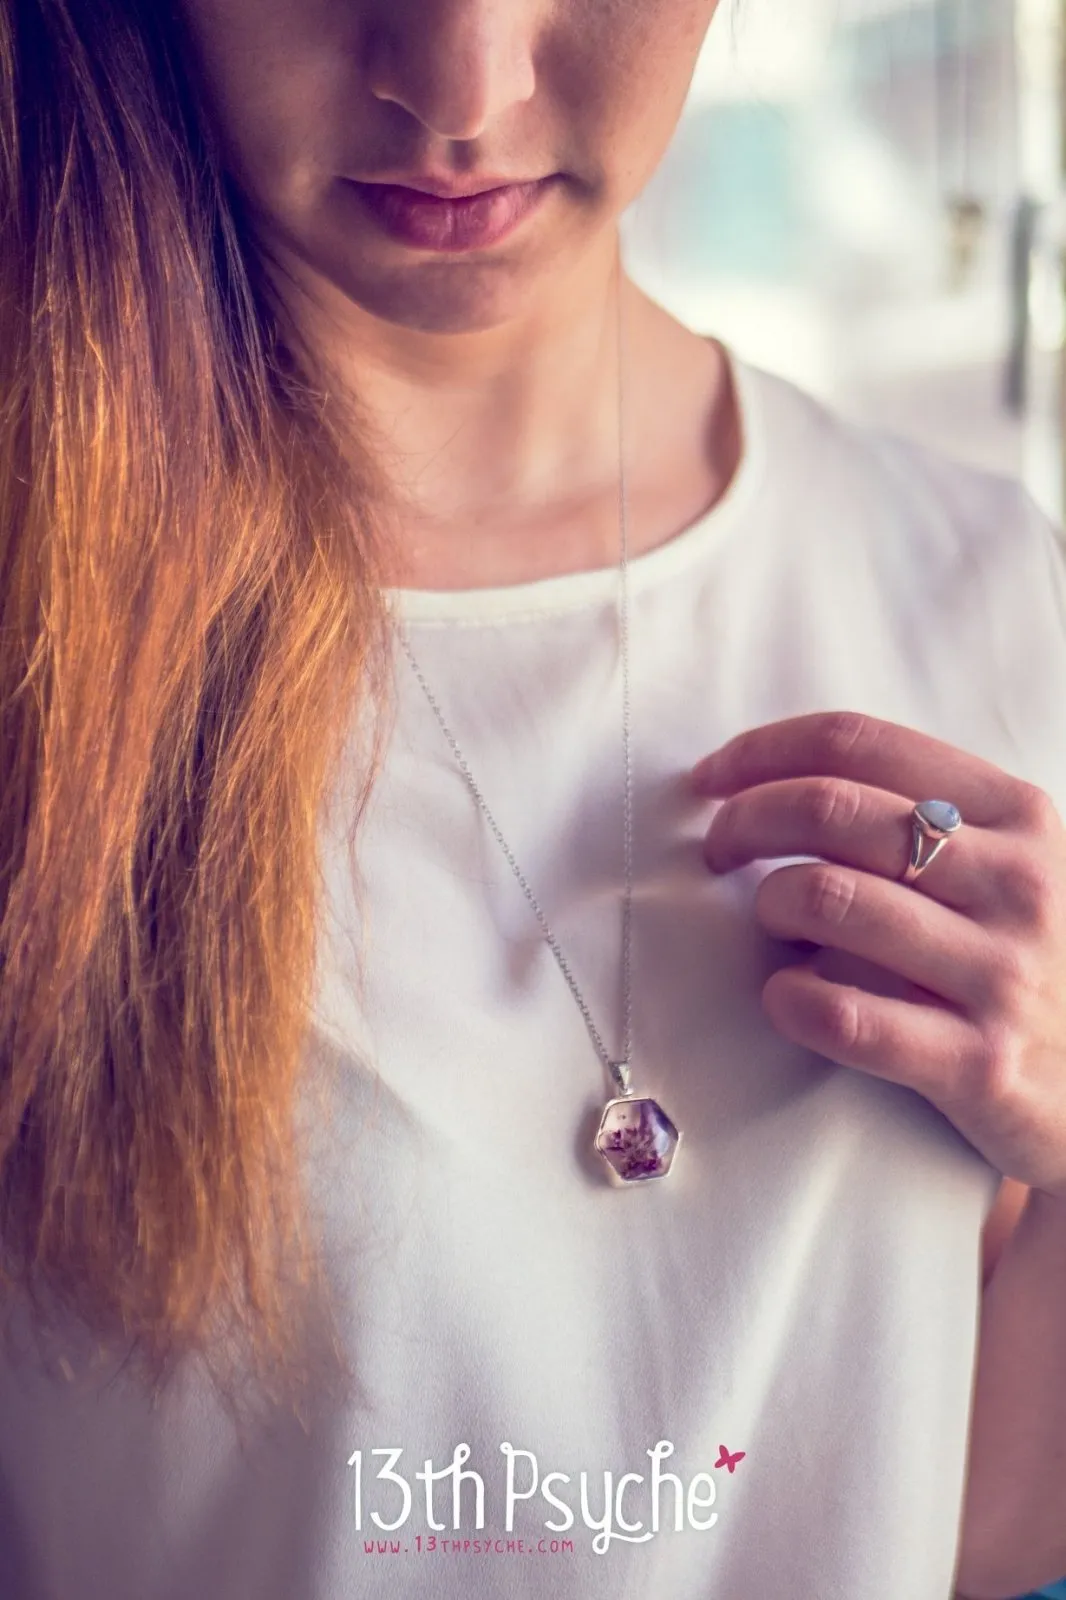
[594,1094,681,1184]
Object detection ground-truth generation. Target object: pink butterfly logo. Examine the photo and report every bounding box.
[715,1444,746,1473]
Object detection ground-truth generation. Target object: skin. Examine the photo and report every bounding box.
[178,5,1065,1578]
[692,713,1066,1202]
[177,0,737,587]
[691,713,1066,1588]
[691,714,1066,1267]
[177,0,1022,1263]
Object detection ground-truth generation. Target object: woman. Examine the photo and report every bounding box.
[1,0,1065,1596]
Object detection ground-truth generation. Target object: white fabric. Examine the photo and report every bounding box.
[3,346,1066,1600]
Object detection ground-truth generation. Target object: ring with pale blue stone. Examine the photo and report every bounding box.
[902,799,963,885]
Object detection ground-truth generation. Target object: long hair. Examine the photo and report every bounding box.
[0,0,404,1407]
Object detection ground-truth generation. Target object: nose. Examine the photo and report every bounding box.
[365,1,537,142]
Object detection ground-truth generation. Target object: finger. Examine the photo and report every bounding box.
[759,957,979,1105]
[754,861,1002,1013]
[704,777,982,914]
[691,710,1031,830]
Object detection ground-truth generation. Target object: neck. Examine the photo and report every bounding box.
[260,226,738,589]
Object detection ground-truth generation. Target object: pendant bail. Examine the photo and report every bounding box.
[607,1059,632,1098]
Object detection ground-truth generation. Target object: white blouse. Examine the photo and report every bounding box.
[2,346,1066,1599]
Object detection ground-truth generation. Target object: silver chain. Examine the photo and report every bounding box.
[394,256,633,1101]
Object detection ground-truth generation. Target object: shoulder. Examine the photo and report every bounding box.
[745,355,1066,603]
[741,354,1042,551]
[740,354,1066,794]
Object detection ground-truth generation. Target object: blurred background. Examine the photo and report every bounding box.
[620,4,1066,1595]
[620,0,1066,540]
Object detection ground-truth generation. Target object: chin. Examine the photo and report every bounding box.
[311,195,598,336]
[254,185,601,338]
[333,260,536,336]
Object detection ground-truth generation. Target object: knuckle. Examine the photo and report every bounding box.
[808,776,865,831]
[817,711,871,768]
[978,938,1034,1020]
[971,1018,1028,1107]
[806,866,858,926]
[1002,851,1058,931]
[1010,780,1059,834]
[821,985,867,1051]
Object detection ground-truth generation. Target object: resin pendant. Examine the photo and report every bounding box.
[594,1095,680,1184]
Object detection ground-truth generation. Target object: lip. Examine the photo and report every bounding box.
[360,173,544,199]
[344,176,555,253]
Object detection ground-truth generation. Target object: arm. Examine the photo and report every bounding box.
[954,1181,1066,1599]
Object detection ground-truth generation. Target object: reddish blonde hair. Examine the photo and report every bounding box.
[0,0,403,1407]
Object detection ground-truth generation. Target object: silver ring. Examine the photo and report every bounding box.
[902,799,963,885]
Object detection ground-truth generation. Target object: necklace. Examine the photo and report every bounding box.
[393,249,681,1186]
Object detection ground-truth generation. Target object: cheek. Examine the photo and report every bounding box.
[179,0,353,206]
[572,0,721,193]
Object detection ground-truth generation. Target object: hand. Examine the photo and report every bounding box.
[690,710,1066,1198]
